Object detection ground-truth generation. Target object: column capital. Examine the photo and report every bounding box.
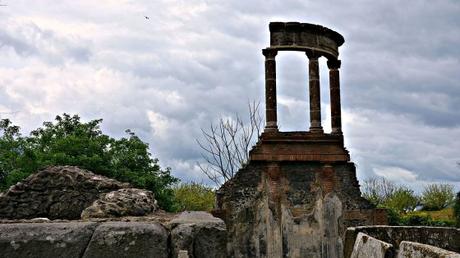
[327,59,341,69]
[262,48,278,59]
[306,50,321,60]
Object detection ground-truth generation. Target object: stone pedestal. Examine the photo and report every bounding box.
[215,140,386,258]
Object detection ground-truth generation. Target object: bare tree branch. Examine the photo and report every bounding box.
[197,101,263,187]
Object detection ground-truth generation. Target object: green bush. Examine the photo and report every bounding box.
[385,208,403,226]
[454,192,460,227]
[391,213,456,227]
[0,114,179,211]
[383,186,418,212]
[173,182,215,212]
[421,183,455,211]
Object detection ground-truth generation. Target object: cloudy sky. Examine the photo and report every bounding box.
[0,0,459,191]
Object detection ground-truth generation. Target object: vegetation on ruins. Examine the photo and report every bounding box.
[197,101,262,186]
[0,114,179,211]
[172,182,215,212]
[453,192,460,227]
[362,177,457,226]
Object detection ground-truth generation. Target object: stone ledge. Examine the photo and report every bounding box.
[0,212,226,258]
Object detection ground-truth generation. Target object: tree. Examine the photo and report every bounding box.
[421,183,455,211]
[361,177,397,206]
[197,101,262,186]
[0,114,179,211]
[0,119,30,186]
[383,186,418,212]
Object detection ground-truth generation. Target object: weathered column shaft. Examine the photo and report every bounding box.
[328,59,342,134]
[308,53,323,133]
[263,49,278,132]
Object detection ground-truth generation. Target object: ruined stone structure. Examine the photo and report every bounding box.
[214,22,387,258]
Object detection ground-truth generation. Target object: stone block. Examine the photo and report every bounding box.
[350,232,395,258]
[169,212,227,258]
[82,222,168,258]
[397,241,460,258]
[0,222,97,258]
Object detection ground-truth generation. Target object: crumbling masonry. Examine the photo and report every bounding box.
[214,22,387,258]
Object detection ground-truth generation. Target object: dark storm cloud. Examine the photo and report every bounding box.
[0,0,459,188]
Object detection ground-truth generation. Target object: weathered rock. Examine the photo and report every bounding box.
[169,212,227,258]
[0,222,97,258]
[0,166,130,219]
[350,232,395,258]
[82,222,168,258]
[397,241,460,258]
[81,188,158,219]
[344,226,460,256]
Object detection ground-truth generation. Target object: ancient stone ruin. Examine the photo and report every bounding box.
[214,22,387,258]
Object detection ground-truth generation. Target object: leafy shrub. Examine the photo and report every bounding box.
[0,114,179,211]
[454,192,460,227]
[383,186,418,212]
[385,208,402,226]
[173,182,215,212]
[421,183,455,211]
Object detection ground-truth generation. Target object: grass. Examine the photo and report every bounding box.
[409,208,454,221]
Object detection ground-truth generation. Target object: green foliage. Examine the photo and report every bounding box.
[383,187,418,212]
[385,208,403,226]
[421,183,455,211]
[398,213,455,227]
[387,209,455,227]
[0,114,179,211]
[172,182,215,212]
[454,192,460,227]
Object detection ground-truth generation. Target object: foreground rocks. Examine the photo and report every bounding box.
[0,166,161,220]
[81,188,158,219]
[169,211,227,258]
[0,166,130,219]
[345,226,460,258]
[82,222,168,258]
[0,212,226,258]
[0,222,98,258]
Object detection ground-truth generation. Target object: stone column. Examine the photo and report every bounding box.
[307,51,323,133]
[327,59,342,134]
[263,48,278,132]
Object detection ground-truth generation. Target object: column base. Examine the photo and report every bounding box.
[331,128,342,135]
[309,126,324,134]
[264,126,278,133]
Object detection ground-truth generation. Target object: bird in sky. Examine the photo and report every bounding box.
[144,16,149,20]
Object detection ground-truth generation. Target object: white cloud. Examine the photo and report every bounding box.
[0,0,459,191]
[373,166,418,183]
[147,110,171,139]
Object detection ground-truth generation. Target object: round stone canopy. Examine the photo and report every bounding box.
[269,22,344,59]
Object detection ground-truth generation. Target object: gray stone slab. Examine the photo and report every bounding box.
[82,222,168,258]
[0,222,97,258]
[350,232,395,258]
[398,241,460,258]
[169,211,224,225]
[169,212,226,258]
